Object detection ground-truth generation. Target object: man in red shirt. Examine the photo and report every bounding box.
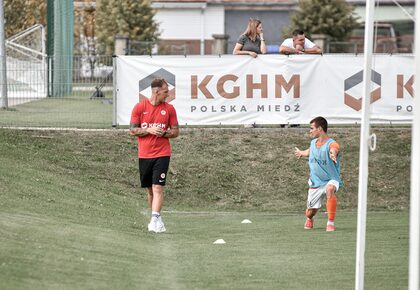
[130,78,179,233]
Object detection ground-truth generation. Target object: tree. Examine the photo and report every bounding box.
[4,0,47,38]
[285,0,359,41]
[74,1,97,55]
[95,0,160,55]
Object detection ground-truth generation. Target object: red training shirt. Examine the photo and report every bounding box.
[130,99,178,158]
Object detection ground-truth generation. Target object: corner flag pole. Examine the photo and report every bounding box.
[409,2,420,289]
[355,0,375,289]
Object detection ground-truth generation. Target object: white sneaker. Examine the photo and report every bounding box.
[148,218,157,232]
[155,216,166,233]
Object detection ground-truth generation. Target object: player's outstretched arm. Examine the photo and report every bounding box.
[294,147,310,159]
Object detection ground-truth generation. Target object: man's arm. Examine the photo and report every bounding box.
[279,45,301,54]
[279,38,302,54]
[303,46,322,54]
[129,123,148,136]
[303,39,322,54]
[129,104,151,136]
[329,142,340,163]
[163,124,179,139]
[130,123,166,137]
[164,107,180,139]
[295,147,310,158]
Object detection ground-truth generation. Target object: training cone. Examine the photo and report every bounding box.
[213,239,226,244]
[241,219,252,224]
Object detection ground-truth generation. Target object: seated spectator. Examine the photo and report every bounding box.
[233,18,267,58]
[279,29,321,55]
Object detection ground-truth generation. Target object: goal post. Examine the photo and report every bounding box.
[5,24,47,106]
[409,3,420,289]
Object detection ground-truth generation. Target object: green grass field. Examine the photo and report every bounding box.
[0,128,411,289]
[0,95,113,128]
[0,211,408,290]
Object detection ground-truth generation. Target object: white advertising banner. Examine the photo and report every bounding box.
[115,55,414,125]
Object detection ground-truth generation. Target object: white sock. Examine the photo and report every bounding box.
[151,211,160,220]
[327,220,334,226]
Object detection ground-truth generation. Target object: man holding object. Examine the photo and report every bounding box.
[130,78,179,233]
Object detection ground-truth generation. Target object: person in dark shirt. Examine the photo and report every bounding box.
[233,18,267,58]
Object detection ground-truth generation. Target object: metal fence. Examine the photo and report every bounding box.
[0,55,114,128]
[129,40,194,55]
[327,36,414,54]
[127,38,414,56]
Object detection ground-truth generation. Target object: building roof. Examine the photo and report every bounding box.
[152,0,296,4]
[346,0,414,4]
[152,0,414,11]
[152,0,414,4]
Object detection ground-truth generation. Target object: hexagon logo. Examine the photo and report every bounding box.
[138,68,176,102]
[344,70,381,111]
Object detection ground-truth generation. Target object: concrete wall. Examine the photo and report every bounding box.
[154,5,224,40]
[153,3,291,55]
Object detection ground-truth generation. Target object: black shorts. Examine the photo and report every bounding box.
[138,156,170,188]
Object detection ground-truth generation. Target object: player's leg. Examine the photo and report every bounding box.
[304,187,323,229]
[151,184,164,213]
[150,156,170,233]
[304,208,318,229]
[306,208,318,219]
[139,158,157,232]
[147,187,153,209]
[325,180,339,232]
[147,186,159,232]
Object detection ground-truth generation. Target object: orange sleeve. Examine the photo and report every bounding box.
[329,142,340,153]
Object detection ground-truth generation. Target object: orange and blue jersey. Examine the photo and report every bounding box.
[308,138,342,188]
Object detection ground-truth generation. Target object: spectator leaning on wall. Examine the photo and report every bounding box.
[233,18,267,58]
[279,29,322,55]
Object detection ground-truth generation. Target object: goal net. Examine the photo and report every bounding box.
[5,24,47,106]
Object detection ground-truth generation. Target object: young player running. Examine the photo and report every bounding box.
[294,116,342,232]
[130,78,179,233]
